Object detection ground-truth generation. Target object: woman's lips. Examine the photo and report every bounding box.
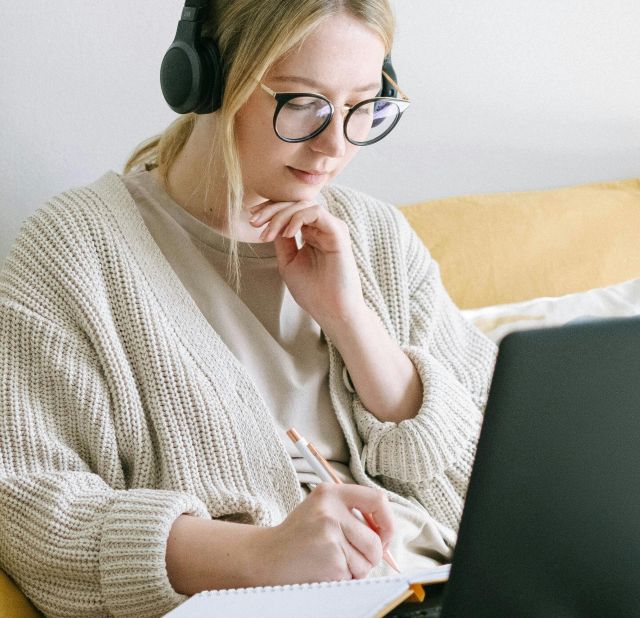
[287,166,329,185]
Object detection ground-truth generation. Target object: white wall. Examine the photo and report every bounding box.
[1,1,639,264]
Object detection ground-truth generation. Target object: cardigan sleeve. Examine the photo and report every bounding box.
[0,300,210,617]
[351,210,498,530]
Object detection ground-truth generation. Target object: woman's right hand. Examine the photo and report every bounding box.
[256,483,395,584]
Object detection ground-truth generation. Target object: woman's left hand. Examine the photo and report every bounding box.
[249,199,366,325]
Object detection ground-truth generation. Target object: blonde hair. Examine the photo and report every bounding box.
[124,0,395,292]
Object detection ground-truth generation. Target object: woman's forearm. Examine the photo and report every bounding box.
[166,514,270,595]
[321,304,423,423]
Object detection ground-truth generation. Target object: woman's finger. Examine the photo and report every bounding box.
[273,233,299,269]
[249,199,275,213]
[335,485,395,550]
[252,202,310,241]
[281,206,347,251]
[281,207,323,238]
[339,531,373,580]
[338,515,383,578]
[263,204,339,244]
[249,200,298,224]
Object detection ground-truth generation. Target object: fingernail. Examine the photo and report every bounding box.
[249,214,259,223]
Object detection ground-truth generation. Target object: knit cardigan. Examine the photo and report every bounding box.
[0,171,497,617]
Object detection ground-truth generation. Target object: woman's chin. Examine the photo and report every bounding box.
[261,182,327,204]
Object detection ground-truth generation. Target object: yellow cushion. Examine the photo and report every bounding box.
[400,177,640,309]
[0,570,41,618]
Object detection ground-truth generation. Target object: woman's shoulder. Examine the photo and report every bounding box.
[321,182,397,219]
[1,172,137,304]
[0,170,158,331]
[321,182,419,251]
[26,171,130,230]
[8,171,134,259]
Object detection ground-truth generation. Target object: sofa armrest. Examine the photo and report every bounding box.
[0,570,41,618]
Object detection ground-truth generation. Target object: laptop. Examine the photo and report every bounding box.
[389,315,640,617]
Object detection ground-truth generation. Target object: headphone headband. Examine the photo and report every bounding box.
[181,0,209,21]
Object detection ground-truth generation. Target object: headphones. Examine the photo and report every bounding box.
[160,0,399,115]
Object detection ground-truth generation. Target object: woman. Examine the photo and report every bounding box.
[0,1,497,616]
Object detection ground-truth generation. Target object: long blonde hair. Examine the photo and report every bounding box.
[124,0,395,292]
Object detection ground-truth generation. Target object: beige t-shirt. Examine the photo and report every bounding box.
[121,170,449,571]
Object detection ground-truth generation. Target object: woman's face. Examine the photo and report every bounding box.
[235,12,387,206]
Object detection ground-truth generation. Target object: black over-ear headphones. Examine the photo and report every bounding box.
[160,0,224,114]
[160,0,399,115]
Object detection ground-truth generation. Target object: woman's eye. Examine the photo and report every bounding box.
[288,103,314,111]
[285,98,323,112]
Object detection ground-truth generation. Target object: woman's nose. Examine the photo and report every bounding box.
[309,110,348,159]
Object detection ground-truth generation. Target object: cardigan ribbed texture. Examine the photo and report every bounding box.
[0,171,497,617]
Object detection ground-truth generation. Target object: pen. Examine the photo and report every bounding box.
[286,427,401,574]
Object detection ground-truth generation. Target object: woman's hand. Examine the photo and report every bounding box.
[249,199,366,325]
[256,483,394,585]
[166,484,393,594]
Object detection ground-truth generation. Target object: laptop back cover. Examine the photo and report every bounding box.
[442,316,640,617]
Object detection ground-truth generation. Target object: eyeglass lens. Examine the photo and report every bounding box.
[275,96,402,144]
[347,99,400,144]
[275,96,332,141]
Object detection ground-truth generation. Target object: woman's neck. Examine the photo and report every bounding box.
[151,119,266,243]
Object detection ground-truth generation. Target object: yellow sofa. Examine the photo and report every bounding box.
[0,571,40,618]
[2,175,639,616]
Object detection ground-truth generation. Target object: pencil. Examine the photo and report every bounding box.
[287,427,401,574]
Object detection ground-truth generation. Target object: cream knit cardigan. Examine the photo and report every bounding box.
[0,172,497,617]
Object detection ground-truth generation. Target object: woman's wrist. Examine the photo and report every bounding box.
[316,300,370,345]
[166,514,273,595]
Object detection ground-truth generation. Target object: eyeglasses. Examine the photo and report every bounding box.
[258,72,410,146]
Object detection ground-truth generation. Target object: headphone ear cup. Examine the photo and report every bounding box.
[160,3,225,115]
[380,56,398,98]
[160,37,224,114]
[193,37,225,114]
[160,40,208,114]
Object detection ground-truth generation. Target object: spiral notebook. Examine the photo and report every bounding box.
[164,564,449,618]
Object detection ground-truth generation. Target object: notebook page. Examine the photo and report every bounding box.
[164,565,450,618]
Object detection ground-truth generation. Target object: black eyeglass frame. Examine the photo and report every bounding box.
[259,81,411,146]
